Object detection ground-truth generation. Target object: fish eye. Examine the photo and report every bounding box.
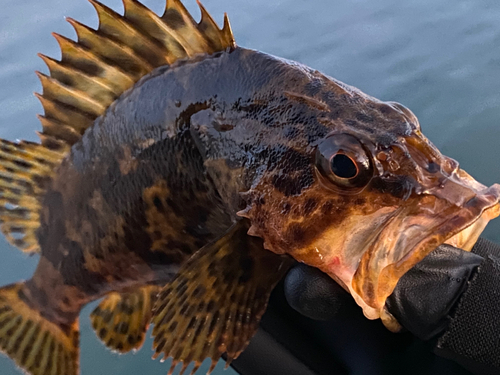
[316,133,373,191]
[330,154,358,179]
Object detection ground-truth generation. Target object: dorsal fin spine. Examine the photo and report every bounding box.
[90,0,171,66]
[163,0,198,30]
[34,93,92,134]
[36,71,106,115]
[38,53,118,102]
[162,0,208,53]
[122,0,191,58]
[0,0,236,253]
[53,33,136,90]
[66,17,155,76]
[222,13,234,46]
[35,0,235,150]
[55,32,136,90]
[37,115,82,144]
[38,52,115,90]
[197,1,224,48]
[35,132,70,153]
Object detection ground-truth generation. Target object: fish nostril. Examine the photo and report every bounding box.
[427,161,440,173]
[443,158,460,175]
[388,159,399,172]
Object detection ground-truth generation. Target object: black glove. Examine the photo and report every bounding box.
[284,237,500,375]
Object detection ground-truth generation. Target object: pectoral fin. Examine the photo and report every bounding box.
[151,220,291,375]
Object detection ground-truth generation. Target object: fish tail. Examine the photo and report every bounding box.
[0,281,79,375]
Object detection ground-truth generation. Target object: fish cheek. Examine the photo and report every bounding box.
[241,179,343,257]
[240,166,315,251]
[281,194,357,262]
[285,186,396,262]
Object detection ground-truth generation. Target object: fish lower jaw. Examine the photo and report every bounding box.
[346,185,500,326]
[446,199,500,251]
[323,266,395,325]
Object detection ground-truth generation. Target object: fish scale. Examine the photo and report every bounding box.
[0,0,499,375]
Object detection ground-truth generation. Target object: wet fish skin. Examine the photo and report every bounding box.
[26,46,499,326]
[0,1,498,374]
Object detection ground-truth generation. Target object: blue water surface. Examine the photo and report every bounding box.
[1,0,500,374]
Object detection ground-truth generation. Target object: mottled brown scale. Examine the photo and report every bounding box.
[0,1,500,374]
[28,110,235,314]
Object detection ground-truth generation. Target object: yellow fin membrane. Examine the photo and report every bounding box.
[151,220,291,375]
[0,140,65,253]
[90,285,160,353]
[37,0,235,149]
[1,0,235,254]
[0,282,79,375]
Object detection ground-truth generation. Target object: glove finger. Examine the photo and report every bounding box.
[284,263,358,320]
[386,244,483,340]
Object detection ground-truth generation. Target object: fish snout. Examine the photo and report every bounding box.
[350,167,500,326]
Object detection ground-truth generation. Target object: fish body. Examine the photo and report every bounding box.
[29,48,324,323]
[0,1,499,375]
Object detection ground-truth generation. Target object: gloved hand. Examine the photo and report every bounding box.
[284,237,500,374]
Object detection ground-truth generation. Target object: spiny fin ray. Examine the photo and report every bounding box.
[197,1,225,50]
[53,32,135,93]
[34,93,92,135]
[151,221,291,374]
[38,53,117,102]
[37,0,235,149]
[66,17,154,78]
[122,0,189,61]
[37,71,107,117]
[89,0,170,67]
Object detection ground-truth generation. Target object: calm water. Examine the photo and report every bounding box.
[1,0,500,374]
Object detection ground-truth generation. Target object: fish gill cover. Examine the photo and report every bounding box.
[0,0,498,375]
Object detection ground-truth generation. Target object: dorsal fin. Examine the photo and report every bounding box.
[36,0,235,148]
[0,0,235,253]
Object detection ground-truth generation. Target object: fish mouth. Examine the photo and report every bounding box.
[348,175,500,323]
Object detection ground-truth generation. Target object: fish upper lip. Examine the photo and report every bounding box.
[398,184,500,265]
[350,181,500,319]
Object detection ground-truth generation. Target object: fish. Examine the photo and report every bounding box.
[0,0,499,374]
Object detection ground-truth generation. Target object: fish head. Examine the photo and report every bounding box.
[238,85,500,322]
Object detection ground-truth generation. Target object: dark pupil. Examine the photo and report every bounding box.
[331,154,357,179]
